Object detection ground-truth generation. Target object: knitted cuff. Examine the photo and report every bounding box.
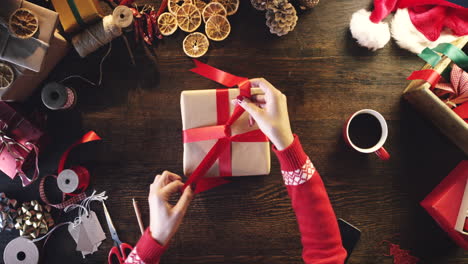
[135,228,167,263]
[272,134,308,171]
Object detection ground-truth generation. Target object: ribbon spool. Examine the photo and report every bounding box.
[3,237,39,264]
[112,6,134,29]
[57,166,90,195]
[41,82,76,110]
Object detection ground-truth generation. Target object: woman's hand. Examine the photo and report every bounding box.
[148,171,193,246]
[234,78,294,150]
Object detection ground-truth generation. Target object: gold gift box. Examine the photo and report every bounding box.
[403,36,468,155]
[51,0,104,33]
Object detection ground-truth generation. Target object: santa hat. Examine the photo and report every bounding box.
[350,0,468,53]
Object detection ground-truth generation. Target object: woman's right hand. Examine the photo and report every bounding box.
[233,78,294,151]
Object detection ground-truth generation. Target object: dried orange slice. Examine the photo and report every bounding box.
[202,2,227,23]
[9,8,38,39]
[183,32,209,58]
[168,0,193,15]
[176,3,202,33]
[158,12,178,36]
[0,62,14,89]
[194,0,207,12]
[213,0,239,15]
[205,15,230,41]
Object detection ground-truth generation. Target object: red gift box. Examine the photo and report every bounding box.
[421,161,468,249]
[0,102,45,186]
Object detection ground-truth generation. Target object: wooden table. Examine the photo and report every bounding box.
[1,0,468,263]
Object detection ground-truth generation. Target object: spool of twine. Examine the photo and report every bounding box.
[72,15,123,58]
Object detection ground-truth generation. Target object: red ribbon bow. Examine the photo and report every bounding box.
[183,60,268,194]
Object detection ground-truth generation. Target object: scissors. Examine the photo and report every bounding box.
[103,201,134,264]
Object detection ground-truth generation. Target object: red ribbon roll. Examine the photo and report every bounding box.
[183,60,268,194]
[57,166,90,195]
[40,131,102,207]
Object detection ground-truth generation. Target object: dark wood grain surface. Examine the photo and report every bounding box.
[1,0,468,263]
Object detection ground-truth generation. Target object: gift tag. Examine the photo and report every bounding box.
[67,210,106,257]
[68,223,80,244]
[76,223,95,253]
[81,211,106,246]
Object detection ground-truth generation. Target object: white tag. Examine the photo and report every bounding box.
[67,210,106,256]
[77,225,95,252]
[81,211,106,245]
[68,223,80,244]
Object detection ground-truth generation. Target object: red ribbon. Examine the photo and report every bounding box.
[58,131,102,173]
[407,69,442,87]
[183,60,268,193]
[40,131,102,208]
[454,102,468,122]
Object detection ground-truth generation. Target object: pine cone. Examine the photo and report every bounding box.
[251,0,267,11]
[265,0,298,36]
[295,0,320,10]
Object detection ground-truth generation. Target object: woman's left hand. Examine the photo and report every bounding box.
[148,171,194,246]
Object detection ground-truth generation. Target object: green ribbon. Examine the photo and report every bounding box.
[417,43,468,81]
[418,48,441,67]
[432,43,468,70]
[66,0,85,28]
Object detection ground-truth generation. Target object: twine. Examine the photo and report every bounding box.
[72,15,122,58]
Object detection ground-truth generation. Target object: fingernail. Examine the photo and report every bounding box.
[236,95,245,104]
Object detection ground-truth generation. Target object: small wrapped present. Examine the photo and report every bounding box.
[51,0,105,34]
[0,31,69,101]
[181,60,270,193]
[0,102,46,186]
[421,161,468,249]
[0,0,59,72]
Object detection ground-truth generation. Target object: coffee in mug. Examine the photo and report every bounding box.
[343,109,390,160]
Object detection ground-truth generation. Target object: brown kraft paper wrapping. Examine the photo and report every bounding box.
[181,87,271,178]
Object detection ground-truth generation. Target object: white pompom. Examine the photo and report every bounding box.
[391,8,457,54]
[350,9,391,51]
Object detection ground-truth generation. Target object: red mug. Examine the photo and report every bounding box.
[343,109,390,161]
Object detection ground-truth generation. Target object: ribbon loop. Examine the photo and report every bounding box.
[58,131,101,173]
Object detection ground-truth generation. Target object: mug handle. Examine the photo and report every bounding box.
[375,147,390,161]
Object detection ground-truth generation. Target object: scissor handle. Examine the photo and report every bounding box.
[108,246,123,264]
[120,243,134,259]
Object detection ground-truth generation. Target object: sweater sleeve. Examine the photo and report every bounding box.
[124,228,167,264]
[273,135,347,264]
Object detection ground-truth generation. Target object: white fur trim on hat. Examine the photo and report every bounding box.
[391,8,458,54]
[350,9,391,51]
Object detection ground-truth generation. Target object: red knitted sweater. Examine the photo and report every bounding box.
[125,135,347,264]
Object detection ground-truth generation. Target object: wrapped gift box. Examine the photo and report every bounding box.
[421,161,468,249]
[403,36,468,155]
[1,31,69,101]
[51,0,104,34]
[181,88,271,178]
[0,102,46,184]
[0,0,58,72]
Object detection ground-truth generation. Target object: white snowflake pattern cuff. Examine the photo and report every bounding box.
[281,158,315,186]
